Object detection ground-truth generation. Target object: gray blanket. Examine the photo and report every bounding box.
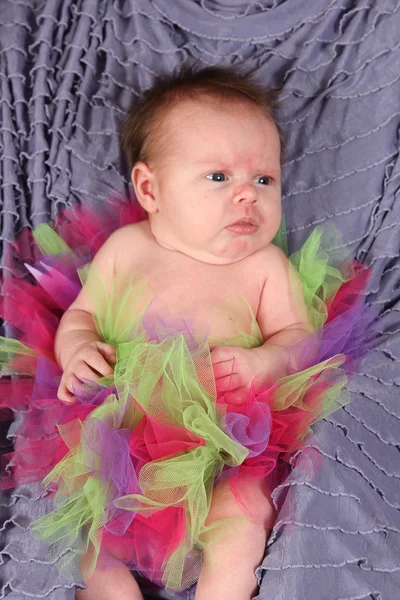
[1,1,399,599]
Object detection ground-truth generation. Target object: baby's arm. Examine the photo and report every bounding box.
[55,227,127,402]
[252,243,316,378]
[212,245,315,402]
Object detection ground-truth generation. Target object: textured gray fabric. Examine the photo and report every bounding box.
[1,1,400,599]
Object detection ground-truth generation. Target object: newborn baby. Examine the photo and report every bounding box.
[55,64,313,600]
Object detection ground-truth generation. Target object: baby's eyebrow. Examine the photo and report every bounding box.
[195,159,281,174]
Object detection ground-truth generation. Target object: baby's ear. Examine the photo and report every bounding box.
[131,161,159,213]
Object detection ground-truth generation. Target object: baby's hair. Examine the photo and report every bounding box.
[122,62,282,169]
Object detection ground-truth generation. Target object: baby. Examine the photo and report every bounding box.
[55,64,313,600]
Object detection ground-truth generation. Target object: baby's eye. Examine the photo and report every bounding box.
[206,172,227,182]
[255,176,271,185]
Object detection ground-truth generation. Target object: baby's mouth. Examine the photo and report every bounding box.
[226,218,259,235]
[228,217,257,227]
[228,217,258,227]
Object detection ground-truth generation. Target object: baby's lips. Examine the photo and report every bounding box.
[227,216,259,227]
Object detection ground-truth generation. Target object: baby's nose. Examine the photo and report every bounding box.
[232,184,258,204]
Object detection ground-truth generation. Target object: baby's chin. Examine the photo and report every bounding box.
[204,230,273,264]
[156,236,267,265]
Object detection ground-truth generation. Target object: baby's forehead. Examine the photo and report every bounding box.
[156,97,276,150]
[148,95,280,166]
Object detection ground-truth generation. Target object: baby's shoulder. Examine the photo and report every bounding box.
[253,242,290,276]
[262,242,287,260]
[105,220,150,251]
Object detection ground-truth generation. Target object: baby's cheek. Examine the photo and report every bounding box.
[265,201,282,235]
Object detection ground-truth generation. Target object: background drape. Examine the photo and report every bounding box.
[1,1,399,598]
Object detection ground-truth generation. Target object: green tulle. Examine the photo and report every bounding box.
[0,338,36,375]
[33,222,73,256]
[5,221,352,589]
[290,227,347,330]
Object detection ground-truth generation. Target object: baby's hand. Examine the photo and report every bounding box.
[210,345,265,405]
[57,341,116,404]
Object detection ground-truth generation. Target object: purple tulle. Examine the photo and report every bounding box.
[83,419,142,537]
[221,401,271,458]
[317,303,377,370]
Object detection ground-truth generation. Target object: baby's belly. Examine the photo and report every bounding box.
[117,268,262,348]
[145,293,260,348]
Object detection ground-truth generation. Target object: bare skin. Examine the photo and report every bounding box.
[53,98,313,600]
[195,474,276,600]
[76,551,144,600]
[57,220,312,402]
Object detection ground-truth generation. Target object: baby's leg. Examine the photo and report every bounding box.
[75,549,144,600]
[195,474,275,600]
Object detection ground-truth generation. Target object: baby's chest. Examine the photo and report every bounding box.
[117,229,269,341]
[142,263,263,342]
[149,271,261,339]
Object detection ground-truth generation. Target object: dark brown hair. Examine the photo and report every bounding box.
[121,62,282,170]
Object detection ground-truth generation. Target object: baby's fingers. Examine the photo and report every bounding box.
[96,342,116,365]
[213,359,236,380]
[63,370,101,403]
[57,376,77,404]
[219,386,249,406]
[215,373,242,394]
[74,361,104,383]
[85,347,115,377]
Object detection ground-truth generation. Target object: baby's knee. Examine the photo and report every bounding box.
[76,551,144,600]
[206,474,275,528]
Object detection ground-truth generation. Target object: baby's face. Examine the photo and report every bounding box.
[133,98,282,265]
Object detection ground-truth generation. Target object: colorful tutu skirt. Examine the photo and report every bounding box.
[0,195,376,592]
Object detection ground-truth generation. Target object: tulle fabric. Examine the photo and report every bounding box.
[0,195,377,591]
